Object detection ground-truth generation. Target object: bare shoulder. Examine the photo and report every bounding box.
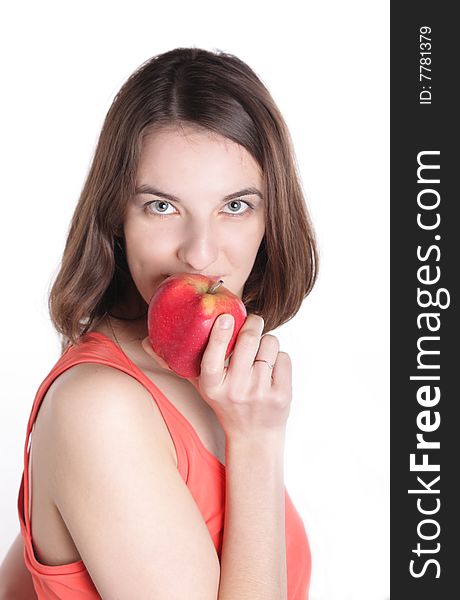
[41,362,220,599]
[45,362,177,470]
[47,361,153,406]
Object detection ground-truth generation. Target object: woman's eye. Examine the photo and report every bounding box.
[144,200,176,216]
[144,198,254,217]
[222,199,253,216]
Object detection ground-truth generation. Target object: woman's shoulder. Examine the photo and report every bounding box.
[46,361,144,411]
[41,361,178,472]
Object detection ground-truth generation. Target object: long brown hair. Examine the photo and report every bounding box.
[49,47,319,350]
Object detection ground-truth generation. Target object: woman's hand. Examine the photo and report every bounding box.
[141,314,292,439]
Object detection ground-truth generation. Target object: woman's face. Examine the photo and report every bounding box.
[123,125,265,305]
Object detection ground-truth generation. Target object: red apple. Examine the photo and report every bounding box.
[147,273,247,378]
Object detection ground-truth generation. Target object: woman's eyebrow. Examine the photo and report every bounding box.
[134,184,264,202]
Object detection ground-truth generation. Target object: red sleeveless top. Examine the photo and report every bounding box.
[17,332,311,599]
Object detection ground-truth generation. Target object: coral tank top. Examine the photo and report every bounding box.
[17,332,311,599]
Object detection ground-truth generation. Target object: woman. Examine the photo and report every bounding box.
[1,47,317,599]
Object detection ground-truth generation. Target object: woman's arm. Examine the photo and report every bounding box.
[218,432,287,600]
[0,533,38,600]
[181,314,291,599]
[145,334,288,598]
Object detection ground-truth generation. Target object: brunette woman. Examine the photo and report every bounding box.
[1,47,317,600]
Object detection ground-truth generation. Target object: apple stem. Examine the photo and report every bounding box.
[209,279,224,294]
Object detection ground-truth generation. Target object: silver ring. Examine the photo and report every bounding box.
[254,359,275,370]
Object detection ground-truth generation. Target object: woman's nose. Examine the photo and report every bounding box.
[177,221,219,272]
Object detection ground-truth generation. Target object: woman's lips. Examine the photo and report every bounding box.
[162,273,223,281]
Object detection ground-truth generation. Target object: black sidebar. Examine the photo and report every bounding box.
[391,2,459,598]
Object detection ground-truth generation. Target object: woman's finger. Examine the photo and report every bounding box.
[252,333,279,365]
[270,351,292,395]
[225,315,265,379]
[251,334,280,385]
[199,314,235,390]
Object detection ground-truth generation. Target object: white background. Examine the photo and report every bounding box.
[0,1,389,598]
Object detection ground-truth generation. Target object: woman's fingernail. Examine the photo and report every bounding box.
[219,315,233,329]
